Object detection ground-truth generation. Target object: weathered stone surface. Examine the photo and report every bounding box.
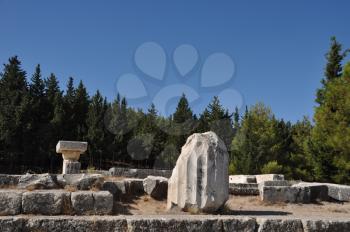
[22,190,70,215]
[0,175,20,187]
[221,218,257,231]
[260,180,291,187]
[57,174,104,190]
[93,191,113,215]
[167,131,229,213]
[229,175,256,184]
[71,192,94,215]
[229,183,259,195]
[126,218,223,232]
[260,186,311,203]
[293,182,329,201]
[102,180,126,199]
[0,190,22,215]
[56,141,88,154]
[63,160,81,174]
[71,191,113,215]
[0,217,23,232]
[18,173,59,190]
[255,174,284,184]
[23,217,128,232]
[327,183,350,202]
[109,167,172,178]
[258,219,304,232]
[143,176,168,200]
[303,219,350,232]
[124,178,145,195]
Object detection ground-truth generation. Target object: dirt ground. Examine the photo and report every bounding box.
[114,195,350,220]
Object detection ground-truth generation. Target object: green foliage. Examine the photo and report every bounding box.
[261,161,283,174]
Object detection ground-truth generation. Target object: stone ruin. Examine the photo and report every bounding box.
[167,131,229,213]
[0,132,350,231]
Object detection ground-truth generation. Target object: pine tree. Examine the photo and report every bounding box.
[86,91,107,169]
[73,80,90,140]
[171,94,196,150]
[0,56,30,173]
[45,73,64,172]
[316,37,349,105]
[63,77,76,140]
[28,64,50,169]
[311,62,350,184]
[200,96,235,149]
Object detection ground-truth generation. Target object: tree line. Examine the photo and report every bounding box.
[0,37,349,184]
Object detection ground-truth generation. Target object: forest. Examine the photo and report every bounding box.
[0,37,349,184]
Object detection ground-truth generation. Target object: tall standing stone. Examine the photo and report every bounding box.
[167,131,229,213]
[56,141,88,174]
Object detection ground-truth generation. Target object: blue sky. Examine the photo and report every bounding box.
[0,0,349,122]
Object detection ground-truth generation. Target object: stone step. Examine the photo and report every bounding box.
[1,215,350,232]
[0,190,113,216]
[229,183,259,195]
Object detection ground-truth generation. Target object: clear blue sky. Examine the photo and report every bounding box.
[1,0,349,122]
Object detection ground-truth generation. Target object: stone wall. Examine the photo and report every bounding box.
[109,167,172,178]
[1,216,350,232]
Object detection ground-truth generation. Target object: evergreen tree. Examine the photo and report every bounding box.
[73,80,90,140]
[171,94,196,151]
[316,37,349,105]
[45,73,64,172]
[28,64,50,169]
[63,77,76,140]
[230,103,282,174]
[0,56,30,173]
[311,62,350,184]
[86,91,107,169]
[199,96,234,149]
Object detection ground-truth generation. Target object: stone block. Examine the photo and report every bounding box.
[143,176,168,200]
[258,219,304,232]
[0,217,23,232]
[221,218,257,231]
[293,182,329,201]
[167,131,229,213]
[71,191,94,215]
[57,174,104,190]
[124,178,145,195]
[93,191,113,215]
[102,180,126,199]
[18,173,59,190]
[260,186,311,203]
[22,190,70,215]
[56,141,88,154]
[23,217,128,232]
[62,160,81,174]
[0,175,20,187]
[229,175,256,184]
[229,183,259,195]
[327,183,350,202]
[0,190,22,215]
[303,219,350,232]
[255,174,284,184]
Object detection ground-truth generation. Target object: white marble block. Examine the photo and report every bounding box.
[56,141,88,174]
[167,131,229,213]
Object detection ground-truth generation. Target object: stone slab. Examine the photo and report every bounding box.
[0,190,22,215]
[229,175,256,184]
[255,174,284,184]
[56,141,88,153]
[260,186,311,203]
[1,216,350,232]
[109,167,172,178]
[229,183,259,195]
[22,190,70,215]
